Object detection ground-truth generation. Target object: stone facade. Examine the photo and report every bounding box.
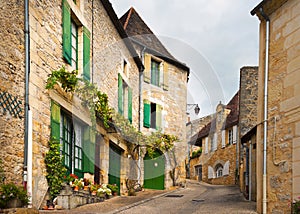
[0,0,142,208]
[252,0,300,213]
[0,0,25,186]
[238,66,258,201]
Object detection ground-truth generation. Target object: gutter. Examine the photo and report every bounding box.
[259,7,270,214]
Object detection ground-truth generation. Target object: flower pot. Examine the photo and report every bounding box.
[92,191,97,195]
[84,186,89,191]
[73,186,79,191]
[7,198,22,208]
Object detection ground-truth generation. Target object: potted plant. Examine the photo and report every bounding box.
[107,184,119,196]
[0,183,29,208]
[83,178,91,191]
[90,183,99,195]
[72,178,84,191]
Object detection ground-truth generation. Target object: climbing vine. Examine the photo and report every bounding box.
[45,138,67,200]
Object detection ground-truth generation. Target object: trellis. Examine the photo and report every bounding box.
[0,91,23,118]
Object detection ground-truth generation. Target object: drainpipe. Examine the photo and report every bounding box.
[27,110,33,206]
[137,47,146,184]
[259,7,270,214]
[249,140,252,201]
[24,0,30,193]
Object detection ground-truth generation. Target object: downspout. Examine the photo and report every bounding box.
[27,110,33,206]
[249,140,252,201]
[24,0,30,193]
[259,7,270,214]
[91,0,94,83]
[137,47,146,184]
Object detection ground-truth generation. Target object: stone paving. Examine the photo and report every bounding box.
[39,180,258,214]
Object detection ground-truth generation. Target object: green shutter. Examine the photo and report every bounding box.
[143,101,150,128]
[83,126,90,172]
[62,0,71,64]
[89,129,95,174]
[118,74,123,114]
[83,26,90,81]
[50,101,60,141]
[156,104,162,130]
[128,87,132,124]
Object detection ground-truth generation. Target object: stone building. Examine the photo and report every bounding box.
[191,92,239,185]
[119,7,190,189]
[238,66,258,202]
[0,0,143,208]
[251,0,300,213]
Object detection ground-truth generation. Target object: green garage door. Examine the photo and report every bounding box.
[144,150,165,190]
[109,143,122,194]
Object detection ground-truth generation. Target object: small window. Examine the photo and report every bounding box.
[151,60,160,86]
[71,21,78,70]
[215,164,223,178]
[228,129,233,145]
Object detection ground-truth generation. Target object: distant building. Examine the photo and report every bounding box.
[191,92,239,185]
[251,0,300,213]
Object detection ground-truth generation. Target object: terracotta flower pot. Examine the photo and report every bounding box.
[74,186,79,191]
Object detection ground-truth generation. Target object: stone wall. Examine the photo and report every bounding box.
[255,0,300,213]
[0,1,25,185]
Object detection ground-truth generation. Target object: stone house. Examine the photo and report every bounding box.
[119,7,190,189]
[238,66,258,202]
[0,0,144,208]
[191,92,239,185]
[251,0,300,213]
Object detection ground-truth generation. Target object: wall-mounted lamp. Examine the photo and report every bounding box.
[187,104,200,115]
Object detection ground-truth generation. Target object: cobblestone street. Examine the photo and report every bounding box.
[40,180,257,214]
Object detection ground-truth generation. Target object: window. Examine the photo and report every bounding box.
[215,164,223,178]
[62,0,90,80]
[144,54,169,90]
[60,113,83,176]
[228,129,233,145]
[143,101,162,130]
[151,60,160,86]
[71,21,78,71]
[118,74,132,123]
[211,133,217,151]
[50,101,94,178]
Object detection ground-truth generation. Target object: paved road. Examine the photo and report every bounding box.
[117,181,257,214]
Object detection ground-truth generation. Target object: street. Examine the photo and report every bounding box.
[115,181,257,214]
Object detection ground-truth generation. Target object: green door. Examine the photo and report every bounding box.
[109,143,122,194]
[144,150,165,190]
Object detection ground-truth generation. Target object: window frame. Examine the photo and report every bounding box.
[150,59,160,87]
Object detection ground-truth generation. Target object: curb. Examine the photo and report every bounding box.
[108,188,182,214]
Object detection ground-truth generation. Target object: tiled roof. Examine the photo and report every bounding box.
[192,91,239,147]
[119,7,189,72]
[99,0,143,69]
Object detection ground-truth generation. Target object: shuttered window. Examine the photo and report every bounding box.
[51,101,61,142]
[143,101,162,130]
[128,87,132,123]
[83,26,90,81]
[151,60,160,86]
[62,0,71,64]
[83,126,95,174]
[118,73,123,114]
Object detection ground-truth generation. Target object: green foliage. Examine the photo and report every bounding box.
[293,197,300,214]
[191,148,202,159]
[46,66,79,92]
[45,139,67,200]
[46,67,112,129]
[0,183,29,208]
[107,184,118,193]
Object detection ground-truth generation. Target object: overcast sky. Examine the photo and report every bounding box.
[109,0,262,118]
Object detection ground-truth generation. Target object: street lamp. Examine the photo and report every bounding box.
[186,104,200,115]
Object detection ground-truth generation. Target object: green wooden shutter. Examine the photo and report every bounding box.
[144,54,151,83]
[83,126,90,172]
[89,129,95,174]
[118,74,123,114]
[143,101,150,128]
[83,26,91,81]
[128,87,132,124]
[50,101,60,141]
[62,0,71,64]
[156,104,162,130]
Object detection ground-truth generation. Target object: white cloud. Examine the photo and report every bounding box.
[110,0,262,117]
